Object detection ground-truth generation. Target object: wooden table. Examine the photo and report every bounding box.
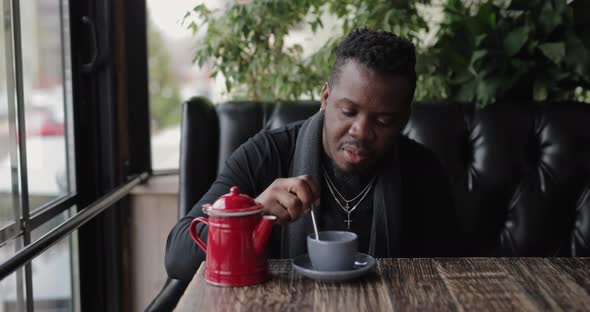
[175,258,590,311]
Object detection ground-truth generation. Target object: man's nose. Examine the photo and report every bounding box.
[348,116,373,141]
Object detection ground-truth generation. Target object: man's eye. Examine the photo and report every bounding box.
[341,110,354,117]
[377,118,395,127]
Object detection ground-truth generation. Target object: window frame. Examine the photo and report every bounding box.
[1,0,152,311]
[1,0,80,309]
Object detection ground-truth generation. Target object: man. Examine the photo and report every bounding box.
[166,29,459,281]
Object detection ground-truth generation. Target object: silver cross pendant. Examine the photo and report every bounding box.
[345,212,352,230]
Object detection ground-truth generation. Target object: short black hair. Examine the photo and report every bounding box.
[329,28,417,102]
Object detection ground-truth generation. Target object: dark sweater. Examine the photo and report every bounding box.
[165,121,459,281]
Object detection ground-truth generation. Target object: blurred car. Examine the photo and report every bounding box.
[0,107,67,196]
[0,106,65,145]
[25,106,65,137]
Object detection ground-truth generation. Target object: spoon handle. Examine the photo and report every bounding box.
[310,204,320,240]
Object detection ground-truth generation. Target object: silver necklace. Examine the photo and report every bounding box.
[322,166,376,230]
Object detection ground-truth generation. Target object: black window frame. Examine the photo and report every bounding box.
[0,0,151,311]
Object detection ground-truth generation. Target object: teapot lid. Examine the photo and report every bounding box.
[203,186,263,217]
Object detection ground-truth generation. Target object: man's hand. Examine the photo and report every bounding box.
[255,175,321,224]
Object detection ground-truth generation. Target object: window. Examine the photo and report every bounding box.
[1,0,78,311]
[1,0,16,231]
[147,0,218,171]
[1,0,152,310]
[30,210,78,312]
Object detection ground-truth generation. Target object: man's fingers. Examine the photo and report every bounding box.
[285,177,314,213]
[263,199,291,224]
[297,175,320,197]
[275,190,303,221]
[296,175,321,207]
[256,176,320,224]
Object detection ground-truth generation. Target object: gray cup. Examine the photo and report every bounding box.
[307,231,358,271]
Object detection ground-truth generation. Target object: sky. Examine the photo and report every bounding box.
[146,0,199,39]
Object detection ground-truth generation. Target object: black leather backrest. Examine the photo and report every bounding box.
[266,101,321,130]
[214,101,320,173]
[215,101,269,173]
[404,101,590,256]
[574,186,590,256]
[178,97,219,218]
[179,99,590,256]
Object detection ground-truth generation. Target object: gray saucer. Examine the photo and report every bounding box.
[292,253,375,282]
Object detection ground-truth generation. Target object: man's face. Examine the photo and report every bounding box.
[321,59,412,174]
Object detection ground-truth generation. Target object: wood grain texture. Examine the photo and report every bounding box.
[435,258,537,312]
[174,258,590,312]
[552,258,590,295]
[504,258,590,311]
[311,267,387,312]
[380,258,457,311]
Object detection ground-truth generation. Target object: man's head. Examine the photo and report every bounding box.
[321,28,417,174]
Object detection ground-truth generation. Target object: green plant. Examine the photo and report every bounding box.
[148,16,182,130]
[185,0,430,101]
[428,0,590,106]
[185,0,590,105]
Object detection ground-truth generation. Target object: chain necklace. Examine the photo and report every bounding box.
[322,166,376,230]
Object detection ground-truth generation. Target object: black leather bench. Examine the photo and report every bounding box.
[146,97,590,311]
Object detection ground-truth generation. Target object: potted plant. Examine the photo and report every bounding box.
[184,0,590,105]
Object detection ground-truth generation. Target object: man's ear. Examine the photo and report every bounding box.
[320,82,329,112]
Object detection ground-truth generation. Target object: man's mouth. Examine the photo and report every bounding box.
[340,144,370,164]
[343,149,368,163]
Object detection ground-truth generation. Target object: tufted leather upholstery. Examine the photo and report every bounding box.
[177,97,219,219]
[147,97,590,311]
[403,101,590,256]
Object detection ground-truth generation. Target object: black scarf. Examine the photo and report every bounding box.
[282,111,403,258]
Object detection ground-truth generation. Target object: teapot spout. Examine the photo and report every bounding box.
[253,215,276,256]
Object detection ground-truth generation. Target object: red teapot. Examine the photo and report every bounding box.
[190,186,276,286]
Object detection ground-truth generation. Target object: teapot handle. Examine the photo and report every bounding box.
[190,217,208,252]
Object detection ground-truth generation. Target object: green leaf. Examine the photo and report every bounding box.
[189,21,198,34]
[383,10,394,31]
[539,42,565,65]
[503,26,529,56]
[197,56,206,68]
[471,50,488,65]
[310,20,318,32]
[475,2,496,30]
[456,79,477,102]
[225,79,232,93]
[525,40,539,54]
[508,0,538,10]
[476,77,499,105]
[449,70,472,85]
[539,2,562,35]
[533,78,548,100]
[565,34,590,77]
[553,0,566,14]
[475,34,487,47]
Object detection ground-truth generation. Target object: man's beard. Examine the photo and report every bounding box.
[321,149,376,196]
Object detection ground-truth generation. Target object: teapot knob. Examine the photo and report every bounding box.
[230,186,240,195]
